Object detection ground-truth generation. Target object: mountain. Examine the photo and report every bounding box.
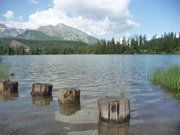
[37,23,98,44]
[0,23,24,37]
[17,30,58,41]
[0,23,98,44]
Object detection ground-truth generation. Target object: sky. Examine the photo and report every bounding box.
[0,0,179,39]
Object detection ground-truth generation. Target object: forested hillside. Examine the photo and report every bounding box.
[0,32,180,55]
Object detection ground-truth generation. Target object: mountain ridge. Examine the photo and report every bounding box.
[0,23,24,37]
[0,23,98,44]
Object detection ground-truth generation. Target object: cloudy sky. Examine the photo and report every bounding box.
[0,0,179,39]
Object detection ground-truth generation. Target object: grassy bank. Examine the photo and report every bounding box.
[150,65,180,96]
[0,64,8,78]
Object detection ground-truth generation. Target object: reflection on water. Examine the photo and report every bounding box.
[59,103,81,116]
[55,107,98,124]
[32,96,53,107]
[0,93,19,101]
[68,130,98,135]
[98,121,129,135]
[67,121,129,135]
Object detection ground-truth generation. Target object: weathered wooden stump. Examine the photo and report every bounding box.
[32,97,53,107]
[31,83,53,97]
[98,96,130,124]
[58,88,80,105]
[0,79,18,93]
[59,103,81,116]
[98,121,129,135]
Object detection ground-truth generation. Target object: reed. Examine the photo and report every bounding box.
[150,65,180,95]
[0,64,8,78]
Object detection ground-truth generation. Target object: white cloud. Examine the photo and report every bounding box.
[53,0,130,19]
[18,16,24,21]
[30,0,39,4]
[3,10,14,20]
[2,0,139,38]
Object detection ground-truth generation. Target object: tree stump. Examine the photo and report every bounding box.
[58,88,80,105]
[0,79,18,93]
[98,96,130,124]
[31,83,53,97]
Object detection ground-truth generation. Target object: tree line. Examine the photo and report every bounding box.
[0,32,180,55]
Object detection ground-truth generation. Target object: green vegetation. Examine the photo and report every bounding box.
[0,32,180,55]
[0,64,8,78]
[150,65,180,96]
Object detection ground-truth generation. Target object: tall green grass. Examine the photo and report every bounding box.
[0,64,8,78]
[150,65,180,95]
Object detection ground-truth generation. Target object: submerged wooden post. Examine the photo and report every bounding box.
[31,83,53,97]
[58,88,80,105]
[0,79,18,93]
[98,96,130,124]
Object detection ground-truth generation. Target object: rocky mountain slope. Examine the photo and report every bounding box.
[0,23,24,37]
[0,23,98,44]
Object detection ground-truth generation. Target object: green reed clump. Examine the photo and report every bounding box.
[150,65,180,94]
[0,64,8,78]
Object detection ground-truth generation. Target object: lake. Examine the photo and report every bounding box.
[0,55,180,135]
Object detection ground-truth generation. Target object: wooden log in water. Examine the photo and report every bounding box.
[31,83,53,97]
[0,79,9,93]
[58,88,80,105]
[98,96,130,124]
[0,79,18,93]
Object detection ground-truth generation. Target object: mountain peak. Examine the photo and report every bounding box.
[57,23,65,28]
[0,23,24,37]
[0,23,7,28]
[37,23,98,44]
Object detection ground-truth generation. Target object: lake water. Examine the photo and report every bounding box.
[0,55,180,135]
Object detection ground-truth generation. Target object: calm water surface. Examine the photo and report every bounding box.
[0,55,180,135]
